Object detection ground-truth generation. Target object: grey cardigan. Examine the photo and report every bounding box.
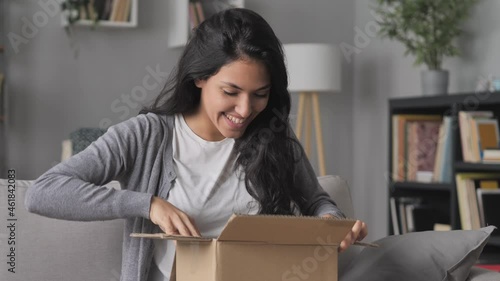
[25,113,344,281]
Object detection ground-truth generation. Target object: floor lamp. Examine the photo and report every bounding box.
[284,43,342,176]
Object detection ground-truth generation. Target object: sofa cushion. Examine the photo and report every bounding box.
[0,179,124,281]
[340,226,496,281]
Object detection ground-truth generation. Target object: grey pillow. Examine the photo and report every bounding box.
[341,226,496,281]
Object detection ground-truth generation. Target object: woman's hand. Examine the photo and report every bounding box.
[149,196,201,237]
[321,214,368,252]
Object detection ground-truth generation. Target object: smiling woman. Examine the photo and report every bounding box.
[187,59,270,141]
[25,8,367,281]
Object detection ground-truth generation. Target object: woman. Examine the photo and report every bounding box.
[25,8,367,281]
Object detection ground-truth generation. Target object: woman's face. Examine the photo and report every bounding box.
[191,58,270,141]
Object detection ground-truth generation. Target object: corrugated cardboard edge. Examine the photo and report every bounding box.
[129,233,213,242]
[170,256,176,281]
[217,214,356,245]
[130,214,356,245]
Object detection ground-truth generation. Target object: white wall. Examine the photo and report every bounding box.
[352,0,500,240]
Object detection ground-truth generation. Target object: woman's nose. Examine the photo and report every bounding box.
[235,96,252,118]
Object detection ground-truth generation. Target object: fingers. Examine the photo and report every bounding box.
[339,232,354,253]
[357,221,368,241]
[172,213,201,237]
[149,197,201,237]
[351,220,367,241]
[339,220,369,253]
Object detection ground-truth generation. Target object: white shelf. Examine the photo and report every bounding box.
[167,0,244,48]
[61,0,138,28]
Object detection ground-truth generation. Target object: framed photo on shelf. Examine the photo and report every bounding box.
[476,118,500,152]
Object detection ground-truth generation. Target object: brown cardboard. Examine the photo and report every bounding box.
[131,214,355,281]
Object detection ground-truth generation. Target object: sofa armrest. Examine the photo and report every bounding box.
[0,179,124,281]
[317,175,362,276]
[317,175,355,218]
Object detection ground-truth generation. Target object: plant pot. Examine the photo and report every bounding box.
[421,70,449,96]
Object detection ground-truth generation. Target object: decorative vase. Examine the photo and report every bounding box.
[421,70,449,96]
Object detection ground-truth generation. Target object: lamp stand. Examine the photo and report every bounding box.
[295,92,326,176]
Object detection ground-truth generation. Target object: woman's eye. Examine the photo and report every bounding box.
[223,90,237,96]
[255,92,269,98]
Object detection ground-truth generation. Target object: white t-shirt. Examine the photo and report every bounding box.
[148,114,259,281]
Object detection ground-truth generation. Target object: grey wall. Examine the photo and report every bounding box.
[6,0,497,241]
[352,0,500,240]
[249,0,355,189]
[5,0,181,179]
[4,0,355,192]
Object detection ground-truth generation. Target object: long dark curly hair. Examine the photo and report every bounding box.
[140,8,306,215]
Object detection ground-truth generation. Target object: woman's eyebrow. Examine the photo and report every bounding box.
[221,81,271,91]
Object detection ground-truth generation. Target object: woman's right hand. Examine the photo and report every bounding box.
[149,196,201,237]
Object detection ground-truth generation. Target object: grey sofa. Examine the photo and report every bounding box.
[0,176,498,280]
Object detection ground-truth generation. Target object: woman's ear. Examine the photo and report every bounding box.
[194,78,206,88]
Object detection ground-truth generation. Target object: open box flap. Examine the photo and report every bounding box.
[130,233,213,242]
[217,214,355,245]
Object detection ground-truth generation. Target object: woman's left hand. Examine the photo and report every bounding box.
[321,214,368,253]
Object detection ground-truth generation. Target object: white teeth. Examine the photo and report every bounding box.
[225,113,245,124]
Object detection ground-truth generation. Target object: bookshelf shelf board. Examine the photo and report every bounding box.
[478,244,500,265]
[389,92,500,111]
[390,182,452,192]
[454,162,500,172]
[488,237,500,247]
[71,20,137,28]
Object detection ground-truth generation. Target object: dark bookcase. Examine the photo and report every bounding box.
[388,92,500,264]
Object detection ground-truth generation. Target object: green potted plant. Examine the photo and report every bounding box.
[61,0,101,29]
[375,0,479,96]
[60,0,101,58]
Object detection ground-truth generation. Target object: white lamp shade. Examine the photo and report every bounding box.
[284,43,342,93]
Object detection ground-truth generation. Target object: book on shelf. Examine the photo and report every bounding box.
[455,173,500,230]
[77,0,129,23]
[391,114,442,182]
[112,0,131,22]
[390,197,400,235]
[483,149,500,163]
[458,111,499,163]
[390,196,445,234]
[433,116,453,183]
[102,0,114,20]
[476,179,500,189]
[433,223,451,231]
[476,188,500,228]
[476,119,500,152]
[406,120,441,181]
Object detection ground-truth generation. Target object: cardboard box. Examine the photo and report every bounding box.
[131,214,355,281]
